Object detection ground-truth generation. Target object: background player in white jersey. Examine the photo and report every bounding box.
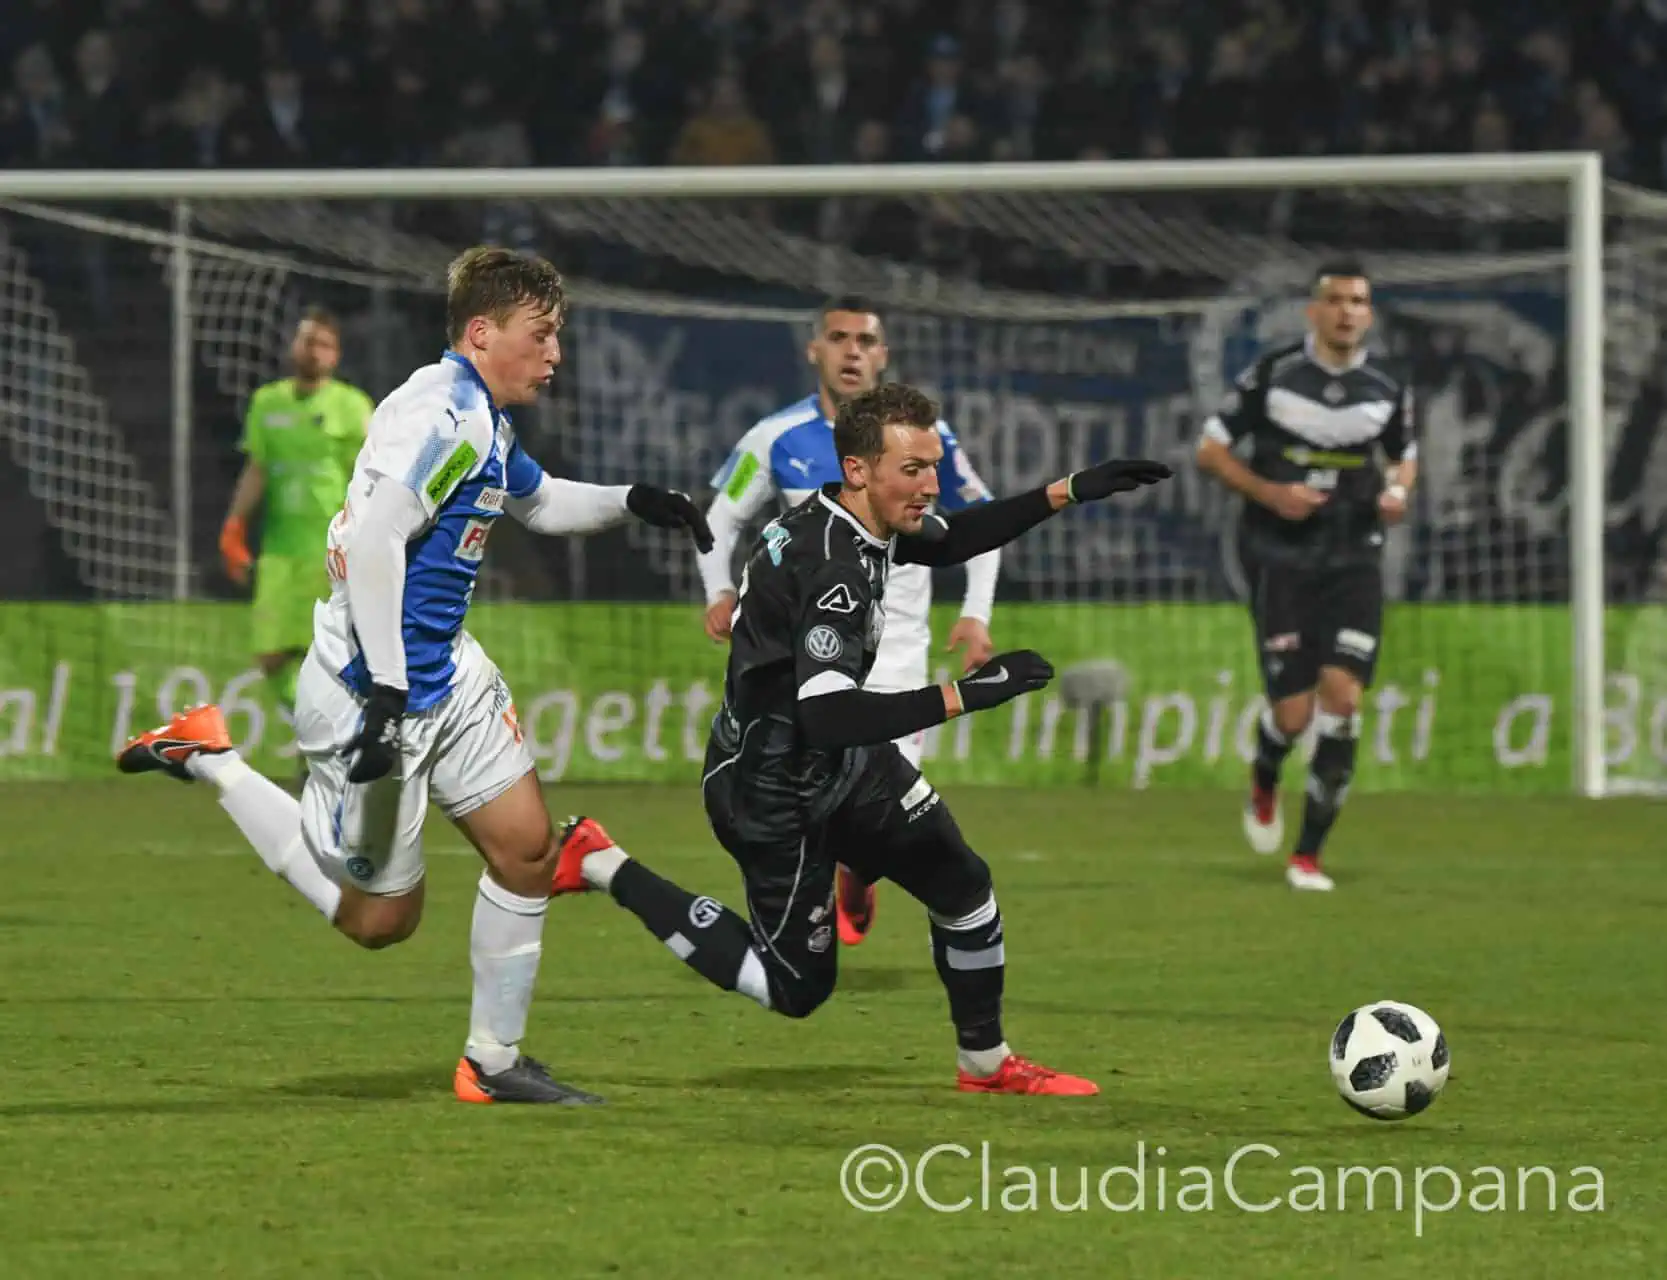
[116,247,713,1105]
[694,296,1001,946]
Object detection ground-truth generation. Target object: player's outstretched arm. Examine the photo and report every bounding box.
[506,474,633,534]
[791,563,1054,753]
[503,448,713,551]
[895,459,1173,567]
[798,650,1055,751]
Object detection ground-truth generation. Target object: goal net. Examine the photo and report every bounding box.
[0,159,1657,795]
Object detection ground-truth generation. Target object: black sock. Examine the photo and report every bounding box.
[610,860,757,995]
[1296,713,1359,860]
[929,892,1006,1052]
[1254,708,1294,793]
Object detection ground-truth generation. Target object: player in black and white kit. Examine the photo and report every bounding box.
[552,384,1171,1094]
[1196,261,1417,892]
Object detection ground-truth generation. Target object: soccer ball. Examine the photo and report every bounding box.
[1329,1000,1450,1120]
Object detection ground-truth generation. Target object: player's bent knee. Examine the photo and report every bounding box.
[1271,693,1315,739]
[909,830,995,920]
[939,850,994,917]
[769,968,838,1020]
[334,884,424,950]
[452,770,555,899]
[1316,669,1363,719]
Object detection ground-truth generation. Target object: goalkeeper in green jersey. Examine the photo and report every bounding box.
[219,307,372,721]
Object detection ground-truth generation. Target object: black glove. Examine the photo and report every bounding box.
[627,485,714,554]
[345,684,406,784]
[955,650,1055,714]
[1066,459,1174,503]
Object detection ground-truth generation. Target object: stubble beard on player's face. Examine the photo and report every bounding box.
[880,472,932,537]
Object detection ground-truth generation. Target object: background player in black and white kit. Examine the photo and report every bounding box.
[1196,261,1417,893]
[552,384,1171,1095]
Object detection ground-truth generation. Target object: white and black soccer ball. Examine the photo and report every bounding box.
[1329,1000,1450,1120]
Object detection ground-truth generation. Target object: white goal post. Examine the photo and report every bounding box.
[0,154,1617,796]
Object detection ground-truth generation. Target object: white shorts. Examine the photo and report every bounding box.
[294,631,534,896]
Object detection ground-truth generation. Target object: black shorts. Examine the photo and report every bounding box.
[1245,556,1383,700]
[704,744,970,978]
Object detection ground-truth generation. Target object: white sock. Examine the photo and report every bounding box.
[465,872,548,1075]
[958,1042,1013,1078]
[581,844,628,891]
[735,949,772,1009]
[188,750,341,921]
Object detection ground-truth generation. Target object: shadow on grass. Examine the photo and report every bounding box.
[268,1064,449,1101]
[833,965,918,994]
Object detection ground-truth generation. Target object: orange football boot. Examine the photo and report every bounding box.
[836,863,876,945]
[454,1055,604,1105]
[552,815,617,895]
[116,704,233,781]
[956,1053,1100,1096]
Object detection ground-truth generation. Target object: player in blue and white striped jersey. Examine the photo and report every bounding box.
[116,247,712,1106]
[694,297,1002,946]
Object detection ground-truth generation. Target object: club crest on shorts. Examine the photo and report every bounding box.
[805,624,842,662]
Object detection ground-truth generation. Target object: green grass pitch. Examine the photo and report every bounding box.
[0,781,1662,1277]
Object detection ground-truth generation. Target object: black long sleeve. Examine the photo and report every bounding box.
[894,486,1056,567]
[797,685,948,752]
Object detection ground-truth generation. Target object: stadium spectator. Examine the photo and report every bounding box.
[895,34,983,160]
[5,2,1667,207]
[669,72,775,167]
[2,43,77,167]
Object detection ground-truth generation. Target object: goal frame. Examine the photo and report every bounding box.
[0,152,1608,797]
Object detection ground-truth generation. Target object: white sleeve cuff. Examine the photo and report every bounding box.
[959,547,1000,624]
[798,670,857,700]
[507,476,633,535]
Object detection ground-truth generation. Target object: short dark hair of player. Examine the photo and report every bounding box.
[820,294,883,326]
[1312,259,1370,293]
[834,383,938,463]
[298,304,340,336]
[445,246,567,344]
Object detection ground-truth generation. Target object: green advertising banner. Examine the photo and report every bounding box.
[1,602,1664,791]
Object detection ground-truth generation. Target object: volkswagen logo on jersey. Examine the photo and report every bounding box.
[805,624,843,662]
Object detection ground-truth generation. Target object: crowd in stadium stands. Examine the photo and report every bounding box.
[0,0,1659,185]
